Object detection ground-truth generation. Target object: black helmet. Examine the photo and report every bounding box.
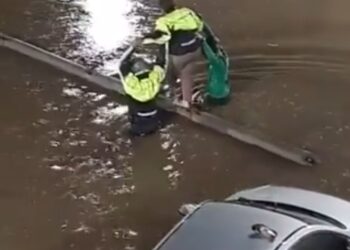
[131,57,152,75]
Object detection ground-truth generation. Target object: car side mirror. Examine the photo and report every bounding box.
[178,203,197,216]
[251,224,278,242]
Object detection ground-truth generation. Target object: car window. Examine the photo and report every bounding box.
[235,200,346,229]
[289,231,350,250]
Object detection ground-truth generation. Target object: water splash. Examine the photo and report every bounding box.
[92,104,129,125]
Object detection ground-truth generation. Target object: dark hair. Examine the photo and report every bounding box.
[159,0,175,13]
[131,57,152,74]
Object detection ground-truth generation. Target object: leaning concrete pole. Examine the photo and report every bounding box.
[0,32,319,166]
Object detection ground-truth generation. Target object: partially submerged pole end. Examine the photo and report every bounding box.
[301,151,321,166]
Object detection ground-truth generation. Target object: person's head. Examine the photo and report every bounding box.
[130,57,152,76]
[158,0,175,13]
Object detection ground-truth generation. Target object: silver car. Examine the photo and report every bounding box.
[153,185,350,250]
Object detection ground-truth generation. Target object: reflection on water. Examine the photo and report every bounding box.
[41,83,187,250]
[76,0,136,51]
[62,0,158,73]
[0,48,190,249]
[3,43,350,249]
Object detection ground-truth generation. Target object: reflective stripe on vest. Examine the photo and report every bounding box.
[154,7,204,43]
[180,37,197,46]
[122,65,165,102]
[137,110,158,117]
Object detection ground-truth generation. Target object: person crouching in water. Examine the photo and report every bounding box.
[118,43,167,136]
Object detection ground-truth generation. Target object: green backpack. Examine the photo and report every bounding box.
[201,24,231,105]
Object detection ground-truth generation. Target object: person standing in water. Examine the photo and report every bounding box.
[143,0,206,110]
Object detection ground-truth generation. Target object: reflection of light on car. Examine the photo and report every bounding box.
[81,0,136,51]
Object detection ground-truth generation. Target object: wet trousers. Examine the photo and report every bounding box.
[127,95,162,136]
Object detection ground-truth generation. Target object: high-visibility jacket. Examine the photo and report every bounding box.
[122,65,165,103]
[156,7,203,40]
[144,7,204,55]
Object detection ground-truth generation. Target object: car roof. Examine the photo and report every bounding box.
[155,202,306,250]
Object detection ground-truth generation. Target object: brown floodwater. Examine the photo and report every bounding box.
[1,0,350,250]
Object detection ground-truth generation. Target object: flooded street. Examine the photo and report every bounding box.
[1,0,350,249]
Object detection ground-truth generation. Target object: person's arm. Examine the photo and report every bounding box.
[119,45,135,77]
[155,44,166,67]
[144,30,166,40]
[143,16,171,45]
[189,8,216,41]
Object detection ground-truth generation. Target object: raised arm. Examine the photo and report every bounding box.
[154,43,167,67]
[119,45,135,77]
[143,16,172,45]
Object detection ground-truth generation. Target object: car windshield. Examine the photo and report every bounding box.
[234,199,346,229]
[288,231,350,250]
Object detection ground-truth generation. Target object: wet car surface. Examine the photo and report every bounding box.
[153,186,350,250]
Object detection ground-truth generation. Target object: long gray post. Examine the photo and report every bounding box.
[0,32,319,166]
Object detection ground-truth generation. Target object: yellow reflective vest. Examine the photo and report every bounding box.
[144,7,204,45]
[122,65,165,102]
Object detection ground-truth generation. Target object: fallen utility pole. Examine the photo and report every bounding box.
[0,32,319,166]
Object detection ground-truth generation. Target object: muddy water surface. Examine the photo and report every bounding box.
[1,0,350,250]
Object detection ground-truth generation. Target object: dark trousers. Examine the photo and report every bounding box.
[127,95,163,136]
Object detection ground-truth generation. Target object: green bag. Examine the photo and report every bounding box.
[202,25,231,105]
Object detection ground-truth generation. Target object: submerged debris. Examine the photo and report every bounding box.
[267,43,279,47]
[49,165,65,171]
[62,87,84,97]
[163,165,174,171]
[92,105,128,125]
[113,229,138,239]
[72,223,94,234]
